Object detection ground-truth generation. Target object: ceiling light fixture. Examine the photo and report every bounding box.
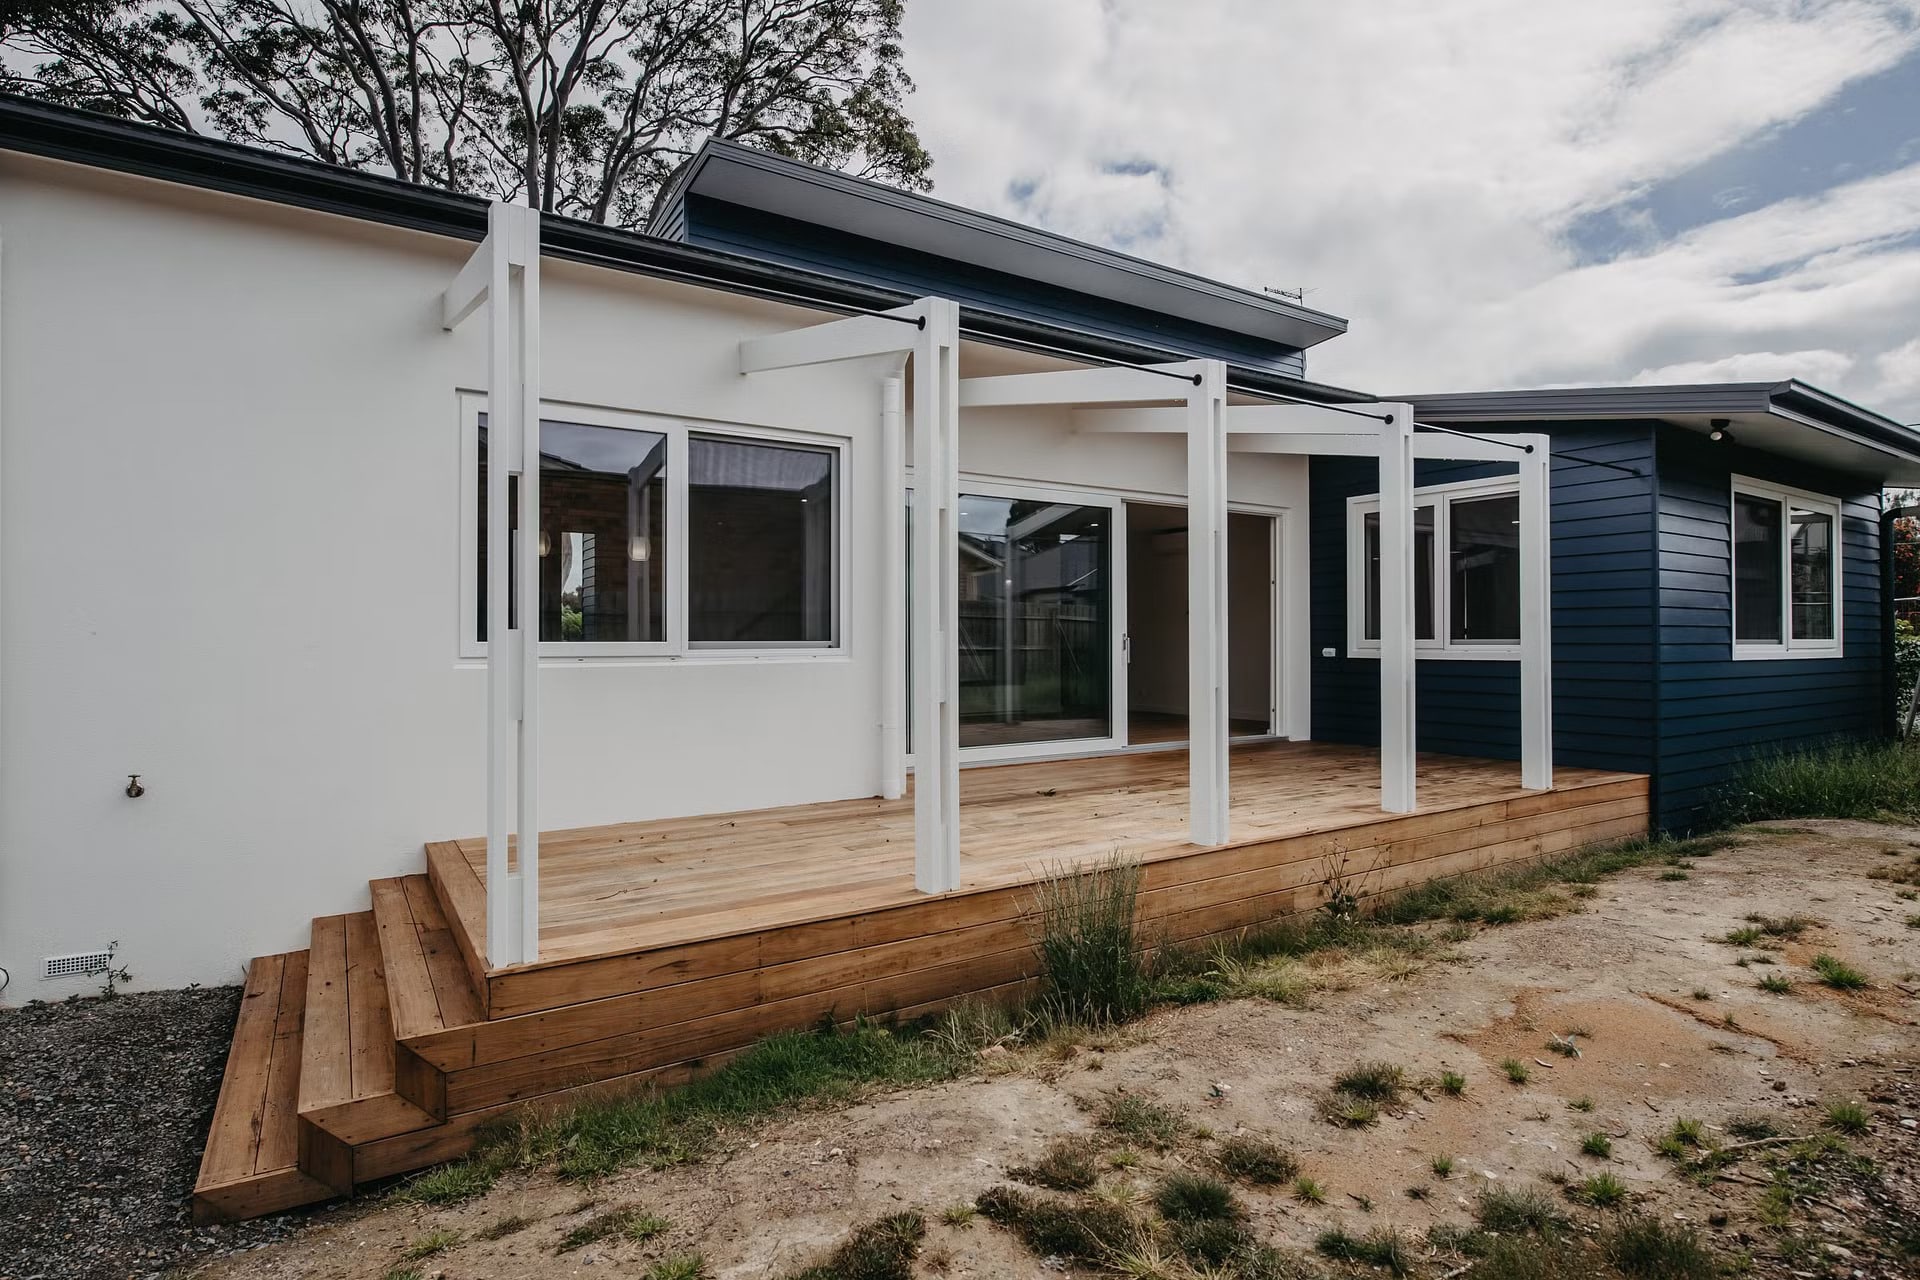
[1709,418,1735,443]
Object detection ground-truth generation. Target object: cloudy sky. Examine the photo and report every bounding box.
[900,0,1920,421]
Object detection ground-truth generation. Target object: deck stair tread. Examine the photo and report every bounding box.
[190,951,333,1223]
[297,910,439,1145]
[371,876,485,1039]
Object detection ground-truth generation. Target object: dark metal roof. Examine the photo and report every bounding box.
[1399,382,1920,483]
[0,96,1364,406]
[652,138,1350,352]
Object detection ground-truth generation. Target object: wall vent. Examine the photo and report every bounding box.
[44,951,113,980]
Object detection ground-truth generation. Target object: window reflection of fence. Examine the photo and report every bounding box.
[958,601,1104,721]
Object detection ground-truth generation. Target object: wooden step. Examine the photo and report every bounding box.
[371,875,485,1042]
[191,951,333,1224]
[297,911,440,1164]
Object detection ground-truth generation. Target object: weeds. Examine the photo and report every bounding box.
[1581,1132,1613,1159]
[1008,1136,1101,1192]
[1214,1133,1298,1184]
[1316,1091,1381,1128]
[1432,1154,1455,1178]
[1333,1060,1407,1102]
[1811,953,1868,990]
[477,1214,534,1241]
[1748,913,1815,940]
[1568,1097,1595,1113]
[1155,1171,1240,1223]
[1093,1091,1189,1150]
[1475,1186,1570,1234]
[1031,856,1152,1026]
[1723,926,1763,946]
[1822,1098,1870,1136]
[974,1185,1135,1264]
[1758,973,1792,994]
[1439,1070,1467,1096]
[401,1230,461,1260]
[1576,1172,1629,1208]
[1718,741,1920,823]
[644,1256,706,1280]
[1316,1226,1412,1276]
[558,1207,670,1253]
[782,1212,924,1280]
[1293,1176,1328,1205]
[940,1204,975,1228]
[1600,1214,1715,1279]
[1502,1058,1530,1084]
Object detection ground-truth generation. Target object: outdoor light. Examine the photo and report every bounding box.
[1709,418,1734,443]
[537,529,551,557]
[630,534,651,563]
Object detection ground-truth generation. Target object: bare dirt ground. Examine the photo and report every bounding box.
[182,821,1920,1279]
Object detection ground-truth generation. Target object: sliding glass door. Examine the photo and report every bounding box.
[955,494,1115,750]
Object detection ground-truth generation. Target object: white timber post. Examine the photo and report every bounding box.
[880,364,908,799]
[452,200,543,969]
[1518,434,1553,790]
[1377,402,1417,813]
[1186,360,1231,845]
[911,298,962,892]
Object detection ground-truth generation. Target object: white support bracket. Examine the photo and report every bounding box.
[1515,434,1554,790]
[1376,403,1418,814]
[442,203,542,968]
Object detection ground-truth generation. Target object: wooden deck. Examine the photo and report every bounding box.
[194,741,1649,1222]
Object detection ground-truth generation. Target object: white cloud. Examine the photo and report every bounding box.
[901,0,1920,419]
[1627,349,1858,386]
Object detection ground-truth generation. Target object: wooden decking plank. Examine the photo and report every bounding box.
[344,909,396,1101]
[299,915,351,1112]
[371,878,444,1041]
[254,949,309,1174]
[195,952,287,1189]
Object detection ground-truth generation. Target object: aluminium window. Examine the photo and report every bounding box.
[464,398,843,658]
[1731,476,1840,659]
[1348,477,1521,658]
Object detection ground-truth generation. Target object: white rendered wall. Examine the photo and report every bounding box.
[0,157,895,994]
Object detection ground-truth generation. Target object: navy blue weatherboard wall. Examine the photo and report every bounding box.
[672,195,1309,379]
[1309,422,1662,793]
[1651,427,1886,830]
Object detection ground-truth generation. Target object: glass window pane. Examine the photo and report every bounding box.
[479,417,667,643]
[688,435,836,645]
[1448,494,1520,644]
[957,496,1110,747]
[1734,492,1783,644]
[1789,506,1834,641]
[1362,505,1436,642]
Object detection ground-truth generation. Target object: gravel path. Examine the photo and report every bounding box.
[0,987,309,1280]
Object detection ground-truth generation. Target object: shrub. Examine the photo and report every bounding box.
[1214,1134,1299,1184]
[1718,741,1920,824]
[1030,856,1151,1026]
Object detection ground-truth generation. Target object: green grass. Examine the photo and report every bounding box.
[1474,1186,1570,1234]
[1748,913,1815,939]
[1155,1171,1240,1223]
[1439,1070,1468,1096]
[1811,953,1868,990]
[1316,1090,1381,1128]
[1316,1226,1413,1276]
[974,1185,1136,1264]
[1293,1175,1328,1204]
[476,1214,535,1241]
[1758,973,1793,993]
[1431,1154,1455,1178]
[382,1269,424,1280]
[1600,1215,1715,1279]
[1659,869,1690,882]
[1333,1060,1408,1102]
[1581,1132,1613,1159]
[1717,740,1920,824]
[1008,1135,1101,1192]
[1576,1172,1630,1208]
[1822,1098,1870,1136]
[1093,1090,1189,1150]
[781,1212,924,1280]
[1722,925,1763,945]
[1502,1058,1530,1084]
[940,1204,975,1227]
[644,1256,706,1280]
[1031,855,1152,1026]
[1213,1133,1298,1184]
[1568,1096,1595,1113]
[557,1207,671,1253]
[401,1229,461,1260]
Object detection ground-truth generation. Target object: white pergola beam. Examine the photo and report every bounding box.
[1228,434,1381,457]
[1072,407,1186,433]
[1376,403,1417,814]
[739,308,924,373]
[1411,433,1519,462]
[1224,402,1391,434]
[441,231,494,331]
[960,364,1190,409]
[879,367,908,801]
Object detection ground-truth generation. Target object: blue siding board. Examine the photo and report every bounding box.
[1650,428,1887,830]
[679,197,1310,377]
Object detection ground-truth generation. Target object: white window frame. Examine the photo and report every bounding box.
[458,392,848,662]
[1730,474,1842,661]
[1347,474,1522,660]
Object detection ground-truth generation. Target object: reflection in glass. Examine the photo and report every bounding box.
[1789,506,1834,641]
[1734,492,1783,644]
[956,496,1111,747]
[1362,505,1437,641]
[688,435,836,644]
[1448,494,1520,644]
